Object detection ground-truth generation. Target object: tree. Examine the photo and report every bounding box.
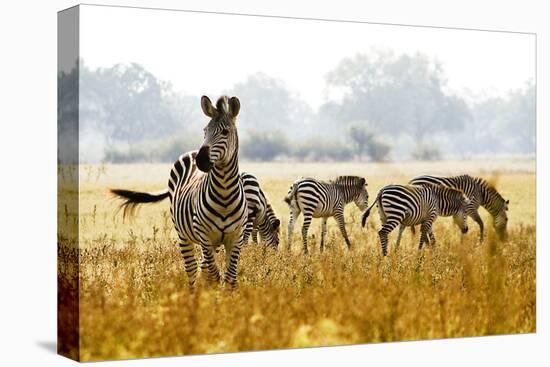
[348,122,391,162]
[229,73,313,135]
[323,50,471,145]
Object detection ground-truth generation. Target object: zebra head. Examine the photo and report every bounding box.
[258,213,281,249]
[353,178,369,211]
[453,192,471,234]
[494,199,509,240]
[196,95,241,173]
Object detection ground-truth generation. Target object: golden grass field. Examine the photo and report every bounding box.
[59,159,536,361]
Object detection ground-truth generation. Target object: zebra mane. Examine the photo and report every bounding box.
[331,176,366,187]
[477,176,506,209]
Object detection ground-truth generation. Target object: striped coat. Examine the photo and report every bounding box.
[409,174,509,240]
[362,184,470,256]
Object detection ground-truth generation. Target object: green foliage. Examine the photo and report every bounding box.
[411,144,443,161]
[324,50,471,143]
[241,130,290,161]
[348,122,391,162]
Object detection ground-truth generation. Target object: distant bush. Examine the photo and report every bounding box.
[292,139,354,161]
[348,122,391,162]
[241,130,290,161]
[411,144,443,161]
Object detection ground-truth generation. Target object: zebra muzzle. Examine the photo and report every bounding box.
[196,146,213,172]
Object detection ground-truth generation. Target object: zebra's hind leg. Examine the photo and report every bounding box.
[320,217,328,253]
[395,224,406,248]
[179,242,198,287]
[287,205,301,251]
[379,219,400,256]
[334,210,352,250]
[301,211,313,254]
[201,246,221,284]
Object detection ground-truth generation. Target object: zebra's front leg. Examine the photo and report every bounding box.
[179,241,198,287]
[334,210,352,250]
[201,246,221,283]
[320,217,328,253]
[301,212,313,254]
[224,239,244,289]
[418,221,433,250]
[251,226,259,244]
[469,210,484,242]
[428,228,436,247]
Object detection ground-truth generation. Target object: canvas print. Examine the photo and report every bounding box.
[58,4,536,362]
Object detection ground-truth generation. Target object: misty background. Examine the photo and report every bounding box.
[60,6,535,164]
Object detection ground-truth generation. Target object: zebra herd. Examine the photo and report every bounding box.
[111,95,510,288]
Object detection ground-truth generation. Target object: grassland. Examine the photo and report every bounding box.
[59,159,536,361]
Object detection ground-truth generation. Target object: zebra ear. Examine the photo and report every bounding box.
[201,96,216,117]
[360,178,366,186]
[228,97,241,119]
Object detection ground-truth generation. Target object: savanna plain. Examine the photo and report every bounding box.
[59,159,536,361]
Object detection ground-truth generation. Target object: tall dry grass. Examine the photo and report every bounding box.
[59,161,536,361]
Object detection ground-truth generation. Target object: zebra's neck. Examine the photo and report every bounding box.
[208,152,241,196]
[335,185,356,204]
[480,184,504,217]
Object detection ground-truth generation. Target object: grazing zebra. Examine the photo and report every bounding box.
[284,176,369,254]
[111,96,248,288]
[409,175,510,240]
[241,172,280,248]
[361,184,471,256]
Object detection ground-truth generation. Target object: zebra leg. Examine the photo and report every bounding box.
[287,205,301,251]
[179,241,198,287]
[224,240,244,289]
[334,211,352,250]
[301,212,313,254]
[395,224,406,248]
[378,220,399,256]
[428,228,436,247]
[418,221,433,250]
[251,226,259,244]
[470,210,484,242]
[201,246,221,283]
[320,217,328,252]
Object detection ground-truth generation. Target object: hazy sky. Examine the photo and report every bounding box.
[80,4,535,109]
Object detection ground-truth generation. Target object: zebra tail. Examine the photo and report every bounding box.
[361,193,380,227]
[110,188,170,220]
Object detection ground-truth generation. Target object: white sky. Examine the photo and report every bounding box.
[80,5,535,109]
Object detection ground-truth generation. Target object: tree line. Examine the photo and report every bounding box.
[58,50,535,163]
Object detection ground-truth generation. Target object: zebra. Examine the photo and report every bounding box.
[241,172,280,248]
[361,184,471,256]
[409,175,510,240]
[110,95,248,288]
[284,176,369,254]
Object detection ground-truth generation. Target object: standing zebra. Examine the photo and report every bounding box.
[361,184,470,256]
[111,96,248,288]
[409,175,509,240]
[241,172,280,248]
[285,176,369,254]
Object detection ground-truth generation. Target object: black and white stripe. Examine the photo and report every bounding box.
[361,184,471,256]
[241,172,280,248]
[111,96,248,288]
[284,176,369,253]
[409,175,510,240]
